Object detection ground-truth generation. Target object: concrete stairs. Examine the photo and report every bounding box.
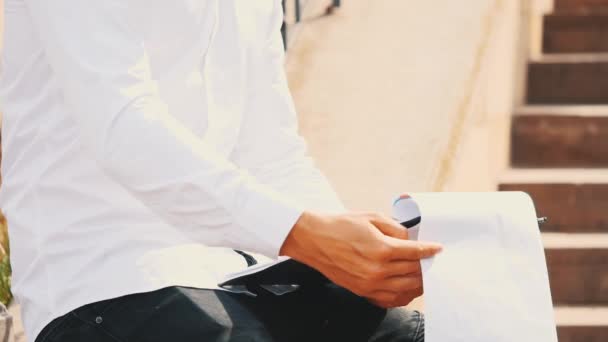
[511,107,608,167]
[554,0,608,14]
[528,55,608,104]
[544,14,608,53]
[555,307,608,341]
[499,0,608,340]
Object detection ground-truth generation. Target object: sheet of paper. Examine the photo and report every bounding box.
[399,192,557,342]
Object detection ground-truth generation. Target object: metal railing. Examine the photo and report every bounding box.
[281,0,341,49]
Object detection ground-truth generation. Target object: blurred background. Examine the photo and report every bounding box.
[2,0,608,341]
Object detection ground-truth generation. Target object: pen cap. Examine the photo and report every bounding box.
[392,194,421,240]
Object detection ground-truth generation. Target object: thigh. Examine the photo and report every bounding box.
[36,310,121,342]
[87,287,277,342]
[38,287,277,342]
[368,308,424,342]
[320,284,424,342]
[124,286,331,342]
[320,284,387,342]
[233,284,331,341]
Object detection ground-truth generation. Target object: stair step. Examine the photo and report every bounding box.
[499,169,608,233]
[544,14,608,53]
[527,55,608,104]
[543,233,608,305]
[511,108,608,167]
[543,232,608,249]
[517,105,608,116]
[555,0,608,14]
[555,306,608,342]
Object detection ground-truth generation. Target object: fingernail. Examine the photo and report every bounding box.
[427,243,443,252]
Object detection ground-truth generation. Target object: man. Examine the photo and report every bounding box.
[0,0,442,341]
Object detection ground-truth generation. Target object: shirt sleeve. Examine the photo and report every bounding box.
[24,0,304,258]
[233,1,346,215]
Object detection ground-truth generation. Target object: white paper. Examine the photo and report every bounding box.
[398,192,557,342]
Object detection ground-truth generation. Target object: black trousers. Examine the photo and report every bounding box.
[36,285,424,342]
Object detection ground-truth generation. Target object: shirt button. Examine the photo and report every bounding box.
[95,316,103,324]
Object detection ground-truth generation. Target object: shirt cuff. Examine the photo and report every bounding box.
[235,184,305,259]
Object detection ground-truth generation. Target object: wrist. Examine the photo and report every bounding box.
[279,211,319,262]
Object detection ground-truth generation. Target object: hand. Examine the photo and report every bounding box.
[280,211,442,308]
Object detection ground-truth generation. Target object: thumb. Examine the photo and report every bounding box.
[369,214,409,240]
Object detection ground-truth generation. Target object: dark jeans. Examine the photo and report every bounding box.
[36,285,424,342]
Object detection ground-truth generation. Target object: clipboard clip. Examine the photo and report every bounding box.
[537,217,548,226]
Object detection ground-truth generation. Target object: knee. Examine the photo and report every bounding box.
[374,309,424,342]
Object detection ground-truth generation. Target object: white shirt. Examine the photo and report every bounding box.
[0,0,345,339]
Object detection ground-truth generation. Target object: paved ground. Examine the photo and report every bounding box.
[7,304,24,342]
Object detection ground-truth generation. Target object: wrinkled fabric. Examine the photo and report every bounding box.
[0,0,345,340]
[36,286,424,342]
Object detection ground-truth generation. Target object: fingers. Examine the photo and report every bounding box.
[362,212,442,260]
[383,260,422,277]
[367,213,409,240]
[384,238,443,261]
[377,274,423,293]
[292,210,437,309]
[368,287,424,308]
[355,262,423,298]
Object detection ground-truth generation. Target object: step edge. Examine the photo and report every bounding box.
[542,232,608,249]
[555,306,608,326]
[515,105,608,117]
[531,53,608,63]
[499,169,608,184]
[545,13,608,20]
